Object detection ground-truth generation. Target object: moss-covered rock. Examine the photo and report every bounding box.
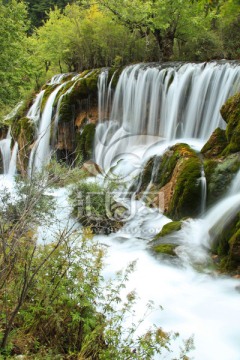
[201,128,228,158]
[11,117,36,174]
[76,123,96,163]
[211,212,240,274]
[220,92,240,154]
[56,71,100,125]
[166,146,202,220]
[154,221,182,241]
[70,181,124,234]
[204,153,240,205]
[153,243,177,256]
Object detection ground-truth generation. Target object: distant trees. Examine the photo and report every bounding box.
[33,4,149,74]
[0,0,239,118]
[0,0,34,114]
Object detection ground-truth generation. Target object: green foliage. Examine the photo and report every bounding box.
[0,0,37,117]
[45,158,88,187]
[0,172,194,358]
[70,180,125,234]
[33,3,147,75]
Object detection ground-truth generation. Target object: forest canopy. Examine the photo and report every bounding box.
[0,0,240,116]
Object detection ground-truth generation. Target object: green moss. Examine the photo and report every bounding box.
[56,72,100,124]
[69,180,124,234]
[211,212,240,273]
[220,92,240,154]
[156,144,197,189]
[76,123,96,162]
[201,128,228,158]
[12,117,35,144]
[138,157,154,193]
[204,154,240,205]
[168,155,202,220]
[108,67,124,89]
[153,243,177,256]
[154,221,182,241]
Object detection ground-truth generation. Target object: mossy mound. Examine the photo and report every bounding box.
[137,144,196,196]
[204,153,240,205]
[211,212,240,274]
[201,128,228,158]
[220,92,240,154]
[153,221,182,241]
[153,243,177,256]
[11,117,36,174]
[57,71,100,124]
[76,123,96,163]
[70,181,124,235]
[167,146,202,220]
[13,117,35,144]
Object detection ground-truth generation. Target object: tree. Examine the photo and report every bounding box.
[33,3,147,74]
[0,0,34,115]
[98,0,211,61]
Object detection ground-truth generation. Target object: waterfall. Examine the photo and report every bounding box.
[26,90,45,124]
[0,129,11,174]
[199,166,207,215]
[98,70,108,122]
[94,62,240,171]
[28,84,65,175]
[8,142,18,176]
[229,169,240,195]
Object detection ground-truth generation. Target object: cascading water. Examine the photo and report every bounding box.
[98,69,109,122]
[26,90,45,124]
[8,142,18,176]
[229,169,240,195]
[28,84,65,175]
[93,62,240,359]
[0,128,12,174]
[95,62,240,170]
[199,165,207,215]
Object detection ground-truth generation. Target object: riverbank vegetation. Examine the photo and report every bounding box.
[0,171,194,359]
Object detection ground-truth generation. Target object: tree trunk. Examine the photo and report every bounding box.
[153,29,175,62]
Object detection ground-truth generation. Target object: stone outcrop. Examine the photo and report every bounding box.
[136,144,202,220]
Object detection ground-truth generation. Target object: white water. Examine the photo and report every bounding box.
[8,142,18,176]
[95,62,240,171]
[0,129,11,174]
[92,62,240,359]
[98,69,108,122]
[229,169,240,195]
[28,84,65,175]
[26,90,45,124]
[94,168,240,360]
[199,166,207,215]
